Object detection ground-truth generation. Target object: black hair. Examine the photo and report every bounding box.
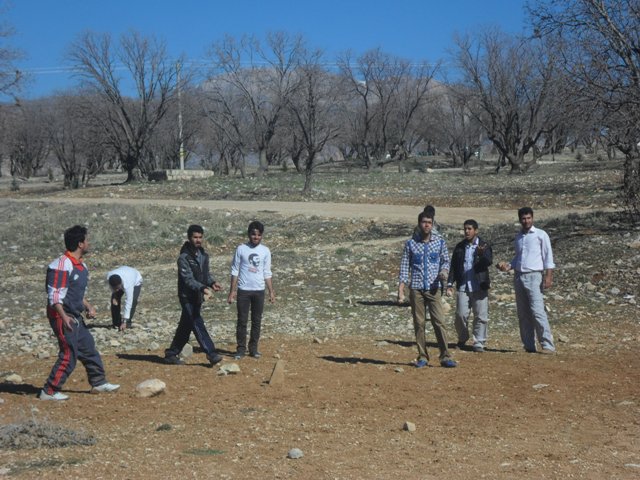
[64,225,88,252]
[418,211,434,223]
[423,205,436,217]
[187,224,204,238]
[108,274,122,288]
[464,219,479,230]
[247,220,264,236]
[518,207,534,219]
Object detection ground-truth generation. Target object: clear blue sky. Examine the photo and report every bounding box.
[6,0,528,99]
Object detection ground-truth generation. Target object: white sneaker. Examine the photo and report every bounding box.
[91,382,120,394]
[39,389,69,401]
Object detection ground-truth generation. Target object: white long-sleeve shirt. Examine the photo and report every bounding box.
[510,226,555,273]
[230,243,272,291]
[107,266,143,319]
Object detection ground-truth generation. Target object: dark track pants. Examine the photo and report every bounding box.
[43,307,106,394]
[165,302,217,360]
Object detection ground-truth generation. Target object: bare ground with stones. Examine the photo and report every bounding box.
[0,162,639,479]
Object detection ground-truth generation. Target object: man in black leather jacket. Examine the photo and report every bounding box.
[446,220,493,352]
[164,224,223,366]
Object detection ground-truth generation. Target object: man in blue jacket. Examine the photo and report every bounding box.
[446,220,493,352]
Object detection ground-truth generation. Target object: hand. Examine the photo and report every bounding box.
[438,272,448,282]
[446,287,453,297]
[119,323,128,332]
[268,291,276,304]
[227,291,236,304]
[211,281,222,292]
[497,261,510,272]
[476,244,486,255]
[85,304,97,319]
[62,313,74,331]
[203,287,213,301]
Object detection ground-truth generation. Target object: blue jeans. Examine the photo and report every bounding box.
[514,271,555,351]
[236,289,265,354]
[165,302,217,360]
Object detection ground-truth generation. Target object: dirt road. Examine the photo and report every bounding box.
[7,196,597,226]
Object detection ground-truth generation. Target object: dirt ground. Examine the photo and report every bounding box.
[1,181,639,479]
[1,329,639,479]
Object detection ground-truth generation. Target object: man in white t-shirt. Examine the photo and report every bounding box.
[227,221,275,359]
[107,266,143,331]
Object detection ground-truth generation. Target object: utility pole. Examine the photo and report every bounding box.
[177,61,185,171]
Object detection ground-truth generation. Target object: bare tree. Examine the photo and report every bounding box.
[453,29,567,172]
[429,83,484,168]
[67,30,182,181]
[0,3,24,177]
[529,0,640,215]
[144,88,202,172]
[4,101,49,178]
[44,93,112,188]
[0,2,22,101]
[287,49,346,193]
[198,82,250,177]
[205,31,303,177]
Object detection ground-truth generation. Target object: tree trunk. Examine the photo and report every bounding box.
[256,148,268,177]
[302,152,316,194]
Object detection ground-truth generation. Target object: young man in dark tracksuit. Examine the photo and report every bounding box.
[164,224,223,366]
[40,225,120,401]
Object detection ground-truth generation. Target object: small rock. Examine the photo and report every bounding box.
[3,373,22,384]
[269,359,286,385]
[218,363,241,375]
[287,448,304,459]
[557,334,570,343]
[532,383,549,390]
[135,378,166,398]
[373,279,385,286]
[394,367,404,373]
[180,343,193,359]
[610,287,621,295]
[313,336,323,344]
[403,421,416,432]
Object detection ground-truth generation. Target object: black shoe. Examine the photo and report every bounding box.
[472,345,485,353]
[233,350,245,360]
[249,351,262,359]
[456,341,466,350]
[164,355,184,365]
[208,354,223,366]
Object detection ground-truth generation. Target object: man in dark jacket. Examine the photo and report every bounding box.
[164,224,223,366]
[446,220,493,352]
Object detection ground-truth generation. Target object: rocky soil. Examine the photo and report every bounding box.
[0,163,639,479]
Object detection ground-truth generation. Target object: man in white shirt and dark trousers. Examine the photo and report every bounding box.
[107,266,143,331]
[227,221,275,359]
[498,207,556,354]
